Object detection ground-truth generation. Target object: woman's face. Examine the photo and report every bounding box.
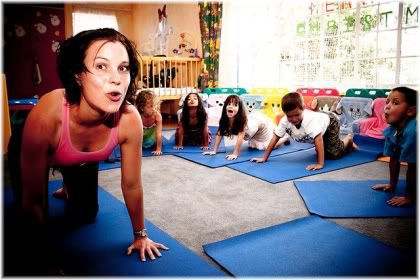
[78,40,131,113]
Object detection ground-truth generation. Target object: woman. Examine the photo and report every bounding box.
[18,28,167,264]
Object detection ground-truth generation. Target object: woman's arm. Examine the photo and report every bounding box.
[21,93,59,225]
[153,112,163,155]
[119,106,168,261]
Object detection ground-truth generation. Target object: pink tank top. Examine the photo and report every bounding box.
[50,98,119,166]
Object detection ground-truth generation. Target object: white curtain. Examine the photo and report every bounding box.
[219,1,288,88]
[72,6,119,36]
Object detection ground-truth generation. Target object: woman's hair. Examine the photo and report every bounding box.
[281,92,304,113]
[56,28,139,106]
[392,86,417,107]
[218,94,247,136]
[134,90,159,113]
[181,92,207,130]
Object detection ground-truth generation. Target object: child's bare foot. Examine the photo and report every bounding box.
[53,187,68,200]
[372,183,395,192]
[387,196,412,207]
[343,133,357,152]
[274,135,290,149]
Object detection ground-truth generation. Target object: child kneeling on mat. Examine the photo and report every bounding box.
[251,91,356,170]
[372,87,417,207]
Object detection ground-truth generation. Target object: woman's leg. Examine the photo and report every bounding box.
[60,162,99,224]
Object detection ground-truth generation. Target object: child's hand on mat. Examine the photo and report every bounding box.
[306,163,323,170]
[174,145,184,150]
[127,237,169,262]
[372,183,395,192]
[201,146,210,151]
[226,153,238,160]
[387,196,412,207]
[152,150,162,156]
[250,157,266,163]
[203,151,216,156]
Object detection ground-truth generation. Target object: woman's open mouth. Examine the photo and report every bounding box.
[107,91,122,102]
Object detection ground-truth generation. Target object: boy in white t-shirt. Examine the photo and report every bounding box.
[251,92,356,170]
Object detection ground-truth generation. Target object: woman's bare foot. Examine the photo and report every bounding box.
[387,196,412,207]
[372,183,395,192]
[53,187,68,199]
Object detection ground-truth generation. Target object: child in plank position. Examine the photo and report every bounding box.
[135,90,163,156]
[175,92,211,150]
[372,87,417,207]
[251,91,356,170]
[203,94,288,160]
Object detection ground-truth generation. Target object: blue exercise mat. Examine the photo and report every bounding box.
[160,133,226,154]
[98,159,121,170]
[228,135,383,183]
[203,215,414,276]
[3,182,225,276]
[294,180,416,217]
[175,140,314,168]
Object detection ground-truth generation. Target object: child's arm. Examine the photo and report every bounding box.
[386,162,415,206]
[306,133,324,170]
[372,157,400,192]
[203,133,222,155]
[152,112,163,155]
[250,134,280,163]
[406,162,416,200]
[226,131,245,160]
[201,120,210,150]
[175,123,184,150]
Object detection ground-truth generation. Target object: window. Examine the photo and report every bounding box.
[220,1,419,90]
[72,7,119,36]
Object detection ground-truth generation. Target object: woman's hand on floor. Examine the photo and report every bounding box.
[127,237,169,262]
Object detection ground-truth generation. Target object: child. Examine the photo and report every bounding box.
[372,87,417,207]
[251,92,356,170]
[135,90,163,156]
[175,92,211,150]
[203,94,288,160]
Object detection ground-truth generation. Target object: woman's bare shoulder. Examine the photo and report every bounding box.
[28,89,64,127]
[36,89,65,112]
[118,104,142,142]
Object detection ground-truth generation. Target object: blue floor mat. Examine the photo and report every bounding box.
[175,140,314,168]
[227,135,383,183]
[203,216,414,277]
[3,182,225,277]
[160,133,226,154]
[98,160,121,170]
[107,126,225,159]
[294,180,416,217]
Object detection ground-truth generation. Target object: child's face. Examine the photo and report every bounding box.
[142,101,155,116]
[384,90,411,126]
[226,101,239,118]
[286,107,304,127]
[187,94,199,107]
